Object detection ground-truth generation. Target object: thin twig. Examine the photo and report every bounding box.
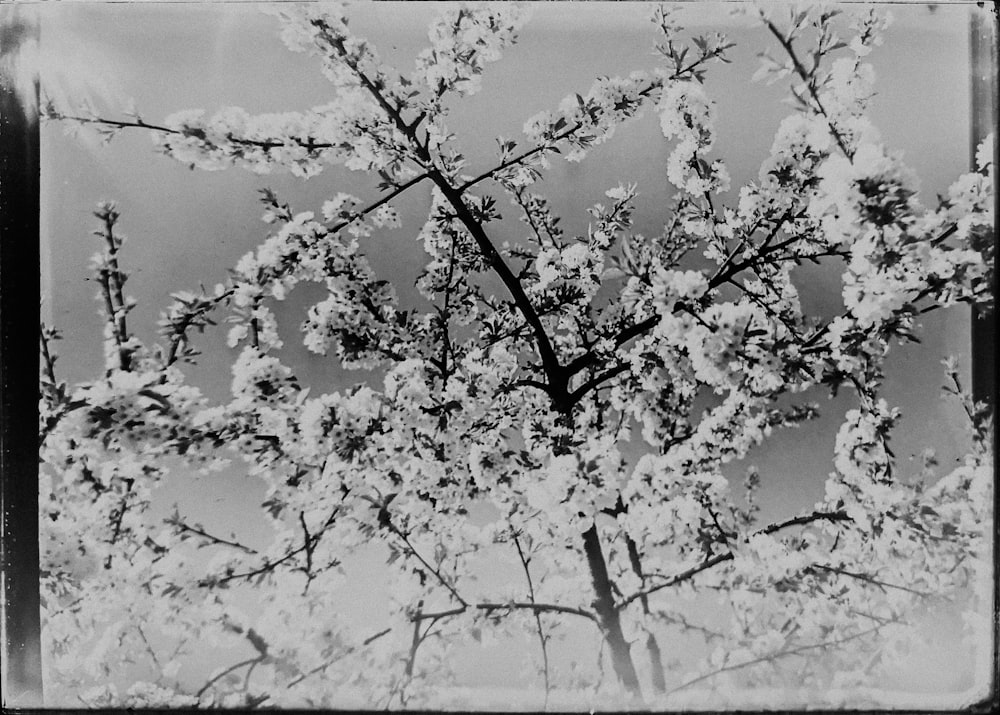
[810,564,933,598]
[170,517,258,554]
[665,624,888,696]
[280,627,393,691]
[513,531,551,702]
[460,49,729,194]
[53,112,338,151]
[762,19,852,158]
[618,510,850,609]
[458,125,581,193]
[195,656,265,700]
[382,517,467,606]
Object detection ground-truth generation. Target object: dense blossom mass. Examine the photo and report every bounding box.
[40,3,993,709]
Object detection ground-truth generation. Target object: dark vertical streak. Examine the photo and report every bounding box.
[970,6,998,712]
[0,7,43,706]
[970,6,997,414]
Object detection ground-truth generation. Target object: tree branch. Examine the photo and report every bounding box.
[322,27,570,402]
[202,506,339,586]
[411,599,599,625]
[298,511,316,589]
[195,656,265,700]
[458,125,581,193]
[404,601,424,680]
[168,514,259,555]
[382,517,467,606]
[512,531,551,699]
[39,328,56,388]
[762,18,852,159]
[280,627,393,692]
[52,112,340,153]
[328,171,431,234]
[665,623,889,697]
[810,564,933,598]
[568,361,631,405]
[433,178,569,400]
[618,510,851,609]
[97,208,129,340]
[624,536,667,694]
[460,54,727,195]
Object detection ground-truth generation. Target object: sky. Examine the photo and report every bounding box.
[37,0,986,702]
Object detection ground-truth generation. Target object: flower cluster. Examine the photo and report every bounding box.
[415,5,528,106]
[658,80,730,195]
[523,72,660,162]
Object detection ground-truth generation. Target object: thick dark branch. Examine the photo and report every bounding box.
[322,28,569,398]
[582,524,641,694]
[565,316,658,378]
[568,361,631,405]
[432,178,568,399]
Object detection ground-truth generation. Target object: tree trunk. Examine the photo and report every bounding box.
[626,534,667,693]
[581,524,642,698]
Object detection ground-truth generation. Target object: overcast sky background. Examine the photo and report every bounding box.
[38,1,984,702]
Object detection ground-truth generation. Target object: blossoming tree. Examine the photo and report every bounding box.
[39,3,994,709]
